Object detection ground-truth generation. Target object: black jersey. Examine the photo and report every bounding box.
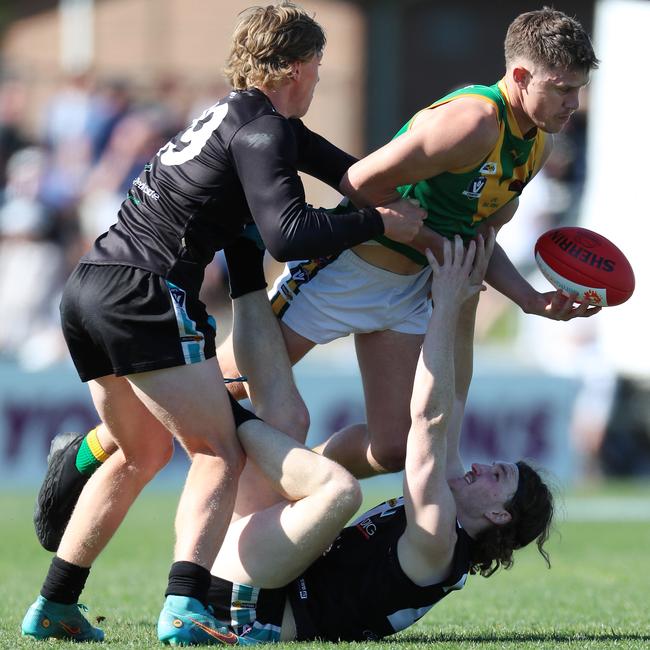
[82,88,383,293]
[287,496,473,641]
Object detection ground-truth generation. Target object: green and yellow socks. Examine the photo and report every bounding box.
[74,427,111,476]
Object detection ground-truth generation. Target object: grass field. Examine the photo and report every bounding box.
[1,482,649,650]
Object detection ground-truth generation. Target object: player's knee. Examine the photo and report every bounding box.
[259,395,310,441]
[322,464,362,520]
[124,437,175,482]
[186,434,247,474]
[370,441,407,474]
[337,471,362,517]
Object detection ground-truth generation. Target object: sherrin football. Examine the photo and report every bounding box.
[534,226,635,307]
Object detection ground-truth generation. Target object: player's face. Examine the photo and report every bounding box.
[449,461,519,519]
[521,65,589,134]
[291,51,322,118]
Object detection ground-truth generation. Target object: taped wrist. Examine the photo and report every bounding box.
[224,230,267,299]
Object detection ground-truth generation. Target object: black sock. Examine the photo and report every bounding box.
[40,556,90,604]
[165,561,212,605]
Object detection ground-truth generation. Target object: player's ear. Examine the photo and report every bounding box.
[289,61,301,80]
[485,508,512,526]
[512,66,531,89]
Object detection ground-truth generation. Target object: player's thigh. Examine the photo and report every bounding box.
[87,375,174,464]
[214,491,354,589]
[126,357,241,462]
[355,329,423,447]
[279,320,316,364]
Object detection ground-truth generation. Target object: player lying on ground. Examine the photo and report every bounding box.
[205,234,554,643]
[22,2,424,645]
[31,234,553,643]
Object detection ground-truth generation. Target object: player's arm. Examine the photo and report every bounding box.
[289,118,358,190]
[340,98,500,208]
[230,115,382,260]
[230,116,424,261]
[445,230,495,479]
[478,133,597,319]
[397,237,485,586]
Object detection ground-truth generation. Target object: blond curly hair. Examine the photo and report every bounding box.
[224,2,326,90]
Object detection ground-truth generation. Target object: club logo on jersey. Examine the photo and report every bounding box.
[169,287,186,307]
[462,176,487,199]
[508,179,526,194]
[479,162,497,175]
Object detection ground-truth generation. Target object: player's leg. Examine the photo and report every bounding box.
[212,417,361,588]
[55,375,174,563]
[220,290,313,437]
[221,290,315,518]
[34,424,118,551]
[126,358,244,564]
[23,375,174,642]
[314,330,423,477]
[123,358,253,645]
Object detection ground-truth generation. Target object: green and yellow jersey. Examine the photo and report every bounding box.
[376,79,547,265]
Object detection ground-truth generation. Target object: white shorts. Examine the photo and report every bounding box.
[269,250,432,344]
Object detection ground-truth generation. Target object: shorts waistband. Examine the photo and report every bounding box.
[339,249,431,286]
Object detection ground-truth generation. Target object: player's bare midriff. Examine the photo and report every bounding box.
[352,242,425,275]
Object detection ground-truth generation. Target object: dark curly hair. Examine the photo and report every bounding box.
[469,460,554,577]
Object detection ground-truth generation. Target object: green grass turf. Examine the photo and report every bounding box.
[1,484,649,649]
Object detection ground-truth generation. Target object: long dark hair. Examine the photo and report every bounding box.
[469,460,554,577]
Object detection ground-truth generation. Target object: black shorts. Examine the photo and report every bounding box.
[60,263,217,382]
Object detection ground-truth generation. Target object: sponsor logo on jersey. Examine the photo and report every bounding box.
[291,268,307,283]
[462,176,487,199]
[132,177,160,201]
[479,161,497,175]
[355,517,377,539]
[298,578,308,600]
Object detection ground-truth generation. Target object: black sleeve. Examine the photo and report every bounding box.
[229,114,384,262]
[223,230,267,299]
[289,118,358,189]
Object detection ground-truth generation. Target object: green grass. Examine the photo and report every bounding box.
[2,484,649,649]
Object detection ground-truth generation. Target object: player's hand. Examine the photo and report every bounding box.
[425,235,483,308]
[377,198,426,243]
[468,228,496,286]
[526,289,602,321]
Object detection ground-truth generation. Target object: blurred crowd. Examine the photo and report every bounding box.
[0,70,593,370]
[2,70,646,479]
[0,71,232,370]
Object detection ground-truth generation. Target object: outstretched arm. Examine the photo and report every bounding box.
[445,230,496,479]
[397,236,487,586]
